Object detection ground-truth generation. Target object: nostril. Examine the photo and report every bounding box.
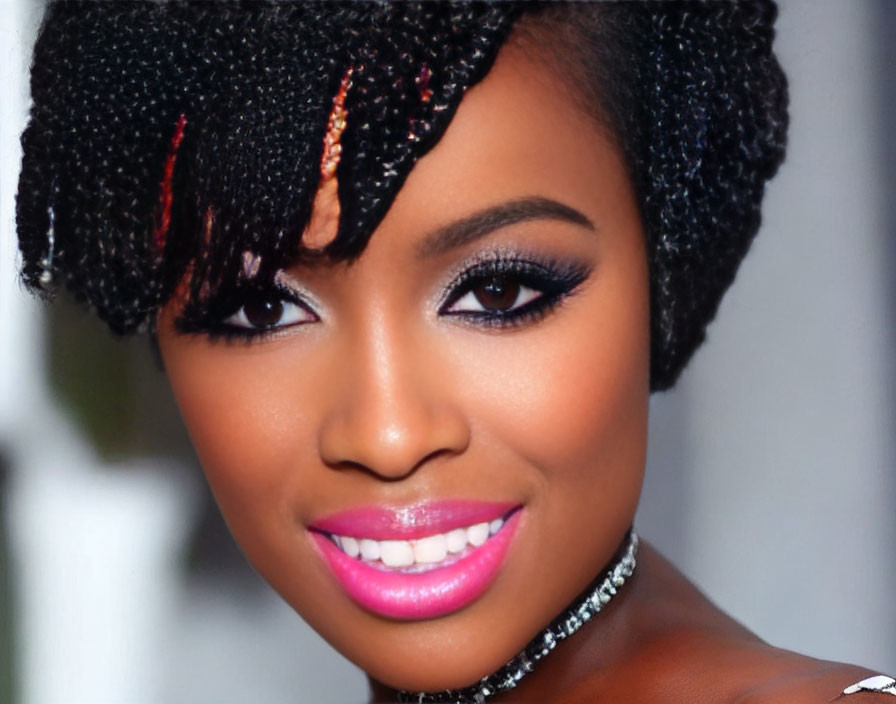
[318,406,471,481]
[324,447,461,482]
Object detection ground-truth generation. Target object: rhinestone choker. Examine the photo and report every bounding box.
[397,531,639,704]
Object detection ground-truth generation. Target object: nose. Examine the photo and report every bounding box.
[317,321,470,481]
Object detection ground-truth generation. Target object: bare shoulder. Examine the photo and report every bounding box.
[611,544,894,704]
[732,653,893,704]
[642,630,890,704]
[650,628,894,704]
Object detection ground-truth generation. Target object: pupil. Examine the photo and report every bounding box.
[243,297,284,328]
[474,277,520,311]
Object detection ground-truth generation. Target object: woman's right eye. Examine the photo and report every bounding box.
[222,293,318,333]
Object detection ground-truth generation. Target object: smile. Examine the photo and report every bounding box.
[329,515,508,572]
[310,502,522,620]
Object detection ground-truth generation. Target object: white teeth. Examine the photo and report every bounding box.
[359,538,381,561]
[379,540,415,568]
[414,534,447,564]
[340,536,360,558]
[445,528,468,554]
[331,514,510,568]
[467,522,490,547]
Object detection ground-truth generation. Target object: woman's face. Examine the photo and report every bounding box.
[158,42,650,691]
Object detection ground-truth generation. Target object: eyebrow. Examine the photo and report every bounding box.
[416,197,595,259]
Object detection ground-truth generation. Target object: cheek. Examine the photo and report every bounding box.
[160,343,319,538]
[458,275,649,494]
[431,250,650,659]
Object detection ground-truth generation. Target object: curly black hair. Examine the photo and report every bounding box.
[16,0,788,391]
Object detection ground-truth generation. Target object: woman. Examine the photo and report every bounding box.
[15,2,894,702]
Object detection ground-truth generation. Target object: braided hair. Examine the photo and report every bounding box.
[16,1,788,391]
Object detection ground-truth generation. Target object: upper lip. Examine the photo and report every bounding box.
[309,500,519,541]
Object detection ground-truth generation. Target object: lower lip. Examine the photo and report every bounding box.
[311,510,521,621]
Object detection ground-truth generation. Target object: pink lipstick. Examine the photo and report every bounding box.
[310,501,521,620]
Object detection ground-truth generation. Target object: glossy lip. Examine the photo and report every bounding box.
[309,500,518,541]
[310,505,522,621]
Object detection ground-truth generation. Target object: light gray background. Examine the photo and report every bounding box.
[637,0,895,676]
[1,1,893,702]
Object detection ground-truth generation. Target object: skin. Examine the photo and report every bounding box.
[158,39,887,704]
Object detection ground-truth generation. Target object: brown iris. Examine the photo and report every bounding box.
[243,297,284,328]
[474,276,520,311]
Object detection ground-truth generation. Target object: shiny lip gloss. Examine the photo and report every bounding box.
[309,501,522,620]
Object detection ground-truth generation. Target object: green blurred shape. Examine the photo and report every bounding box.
[46,295,193,461]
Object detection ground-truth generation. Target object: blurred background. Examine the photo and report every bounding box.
[1,1,893,702]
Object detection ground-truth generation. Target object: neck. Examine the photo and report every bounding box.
[369,531,639,704]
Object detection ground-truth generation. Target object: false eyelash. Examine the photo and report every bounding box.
[174,279,314,344]
[438,254,592,329]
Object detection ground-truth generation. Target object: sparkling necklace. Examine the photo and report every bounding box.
[397,531,639,704]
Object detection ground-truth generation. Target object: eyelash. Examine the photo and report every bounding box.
[437,256,590,329]
[176,281,317,344]
[179,255,591,342]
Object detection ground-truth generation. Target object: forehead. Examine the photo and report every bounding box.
[360,44,631,253]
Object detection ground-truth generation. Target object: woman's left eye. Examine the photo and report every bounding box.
[444,276,541,315]
[223,294,317,331]
[439,258,591,328]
